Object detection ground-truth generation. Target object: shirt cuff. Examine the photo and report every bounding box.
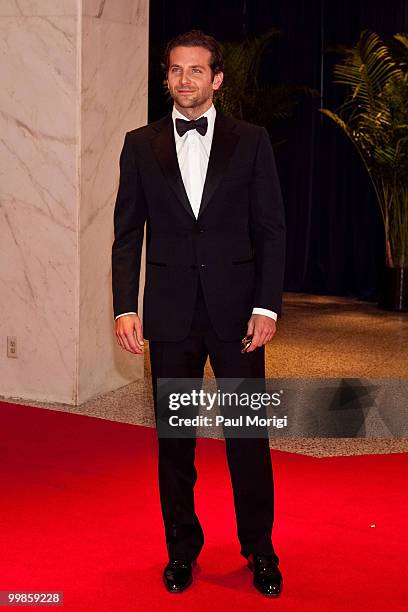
[252,307,277,321]
[115,312,137,320]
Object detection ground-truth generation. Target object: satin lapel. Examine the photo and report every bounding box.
[198,112,240,218]
[150,114,195,219]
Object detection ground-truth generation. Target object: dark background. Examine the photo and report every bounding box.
[148,0,408,300]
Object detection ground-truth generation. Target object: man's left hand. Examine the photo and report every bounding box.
[245,314,277,352]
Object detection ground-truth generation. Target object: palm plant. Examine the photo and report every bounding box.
[215,30,319,141]
[319,30,408,270]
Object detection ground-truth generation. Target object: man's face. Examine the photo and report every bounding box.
[167,45,223,111]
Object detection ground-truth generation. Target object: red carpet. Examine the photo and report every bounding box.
[1,400,407,611]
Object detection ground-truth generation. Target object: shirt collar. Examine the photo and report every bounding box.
[172,103,216,137]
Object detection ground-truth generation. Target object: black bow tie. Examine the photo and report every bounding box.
[175,116,208,137]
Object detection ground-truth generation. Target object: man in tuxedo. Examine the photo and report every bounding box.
[111,30,286,597]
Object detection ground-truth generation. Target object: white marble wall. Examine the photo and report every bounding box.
[79,0,148,402]
[0,0,148,405]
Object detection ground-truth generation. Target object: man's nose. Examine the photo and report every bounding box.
[179,71,192,85]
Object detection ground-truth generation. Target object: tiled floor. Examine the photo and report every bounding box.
[3,293,408,456]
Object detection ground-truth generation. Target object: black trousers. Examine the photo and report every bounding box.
[149,280,278,563]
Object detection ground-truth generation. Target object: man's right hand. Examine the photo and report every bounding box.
[115,314,144,355]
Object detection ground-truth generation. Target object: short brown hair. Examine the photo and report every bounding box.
[161,30,224,78]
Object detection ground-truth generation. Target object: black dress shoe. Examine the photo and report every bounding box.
[163,559,196,593]
[247,554,283,597]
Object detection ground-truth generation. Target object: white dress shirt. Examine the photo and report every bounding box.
[172,104,215,219]
[115,103,277,322]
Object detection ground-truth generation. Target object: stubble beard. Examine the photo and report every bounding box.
[170,86,213,117]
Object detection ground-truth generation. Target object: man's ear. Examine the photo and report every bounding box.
[212,71,224,91]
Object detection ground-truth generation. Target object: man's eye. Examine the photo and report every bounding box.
[192,69,202,73]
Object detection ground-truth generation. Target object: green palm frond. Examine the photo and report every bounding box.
[215,30,317,130]
[320,29,408,268]
[217,30,280,119]
[334,31,403,126]
[394,33,408,58]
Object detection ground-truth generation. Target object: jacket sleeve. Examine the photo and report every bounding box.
[250,127,286,316]
[111,132,147,319]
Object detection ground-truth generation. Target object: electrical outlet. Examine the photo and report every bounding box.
[7,336,18,358]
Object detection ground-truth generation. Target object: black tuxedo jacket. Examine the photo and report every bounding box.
[111,111,286,342]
